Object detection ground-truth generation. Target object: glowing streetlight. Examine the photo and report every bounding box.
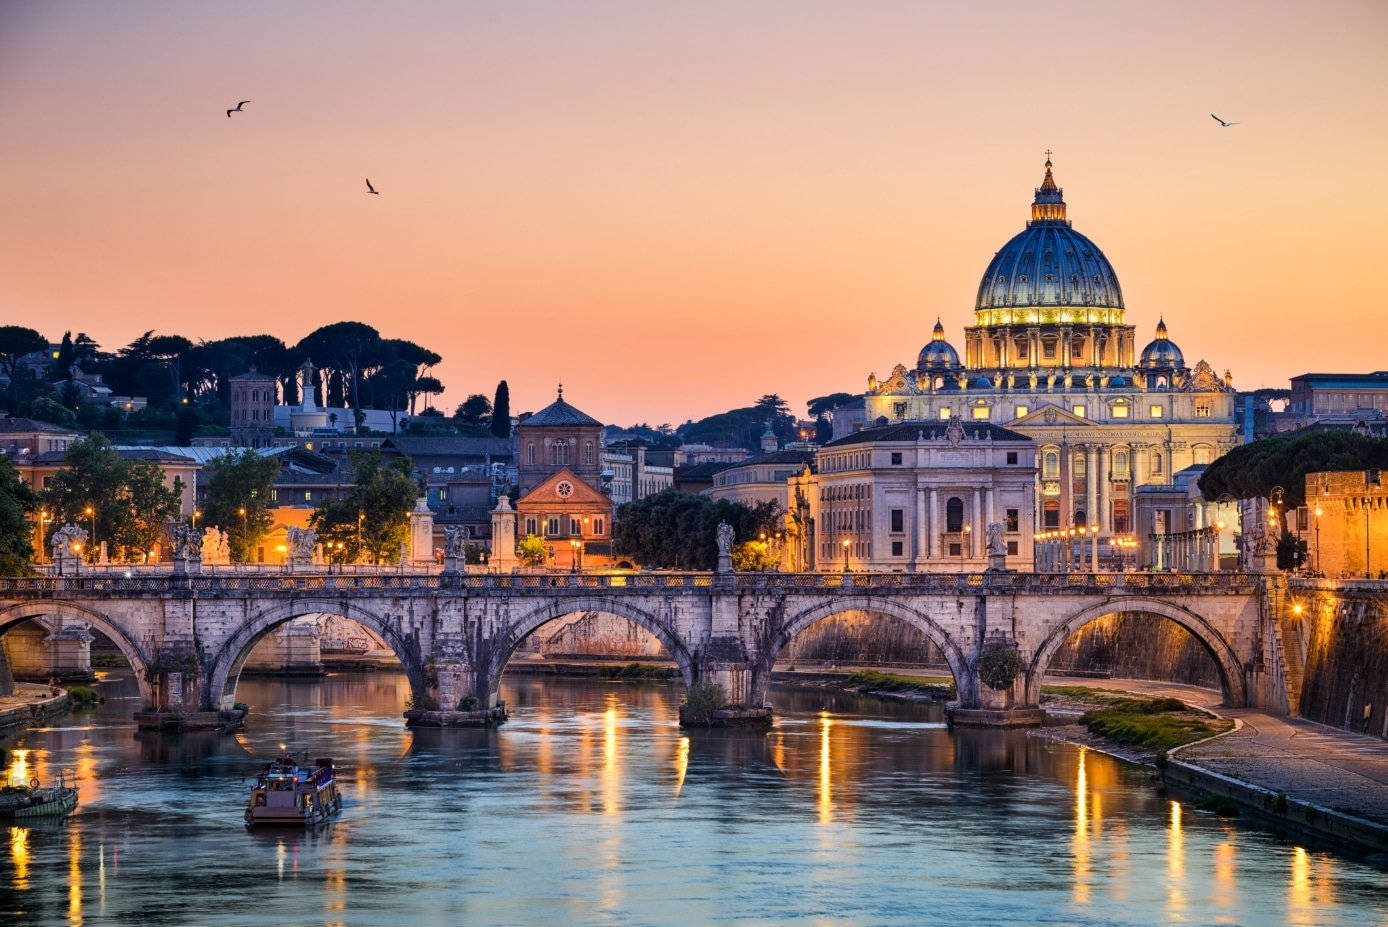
[841,537,851,573]
[83,505,96,561]
[1313,505,1323,575]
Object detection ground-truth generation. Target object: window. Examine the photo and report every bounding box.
[946,497,964,532]
[893,402,907,420]
[1043,450,1060,479]
[1015,404,1028,418]
[890,509,904,533]
[1153,453,1164,475]
[891,541,903,557]
[1072,404,1086,418]
[1149,404,1164,419]
[527,444,536,465]
[972,406,990,420]
[585,442,594,465]
[303,491,312,502]
[1194,445,1213,465]
[1114,451,1129,477]
[1007,541,1018,555]
[1112,404,1129,419]
[949,543,962,556]
[1006,508,1019,532]
[1195,403,1211,418]
[525,517,537,536]
[593,517,604,535]
[438,487,449,501]
[570,517,581,535]
[1044,500,1060,528]
[1006,451,1018,465]
[938,407,951,420]
[890,452,903,466]
[547,517,560,536]
[270,489,278,502]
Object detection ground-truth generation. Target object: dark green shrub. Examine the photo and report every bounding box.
[679,681,726,724]
[978,645,1024,691]
[457,694,479,711]
[66,685,100,706]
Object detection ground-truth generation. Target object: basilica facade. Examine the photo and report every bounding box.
[864,158,1240,537]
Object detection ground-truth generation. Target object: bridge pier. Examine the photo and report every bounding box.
[435,660,476,711]
[702,660,757,708]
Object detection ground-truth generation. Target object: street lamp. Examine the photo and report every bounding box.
[1313,505,1323,575]
[841,537,851,573]
[237,506,248,563]
[1364,496,1373,579]
[71,542,82,575]
[570,539,581,573]
[84,505,96,562]
[1089,523,1100,572]
[961,524,972,570]
[357,511,365,563]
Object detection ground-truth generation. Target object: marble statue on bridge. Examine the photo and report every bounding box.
[716,521,734,574]
[286,526,317,568]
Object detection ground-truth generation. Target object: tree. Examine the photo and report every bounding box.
[0,325,47,412]
[455,394,492,429]
[0,455,38,575]
[517,534,547,566]
[490,380,512,438]
[807,392,860,418]
[311,451,416,564]
[814,414,833,443]
[53,332,75,381]
[42,434,180,562]
[298,322,379,411]
[613,490,781,569]
[202,449,280,561]
[1199,431,1388,510]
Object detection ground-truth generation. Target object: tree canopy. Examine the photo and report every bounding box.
[311,451,417,563]
[806,392,860,418]
[612,491,780,570]
[41,434,182,562]
[1198,430,1388,509]
[0,455,38,575]
[201,449,280,561]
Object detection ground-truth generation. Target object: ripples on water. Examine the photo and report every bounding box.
[2,670,1386,926]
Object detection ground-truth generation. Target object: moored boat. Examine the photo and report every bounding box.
[1,774,79,820]
[244,755,341,827]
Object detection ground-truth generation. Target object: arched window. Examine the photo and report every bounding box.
[1043,449,1060,479]
[584,442,593,465]
[1114,450,1129,477]
[1193,445,1213,465]
[946,497,964,533]
[1153,452,1164,475]
[527,444,536,465]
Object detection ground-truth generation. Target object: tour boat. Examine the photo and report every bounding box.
[244,755,342,827]
[0,774,79,820]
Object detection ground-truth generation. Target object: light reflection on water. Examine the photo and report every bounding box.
[1,669,1385,926]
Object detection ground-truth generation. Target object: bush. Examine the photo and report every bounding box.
[679,681,727,724]
[978,645,1024,691]
[66,685,100,706]
[457,694,479,711]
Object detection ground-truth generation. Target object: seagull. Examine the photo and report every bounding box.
[365,178,379,195]
[1210,113,1239,127]
[226,100,251,118]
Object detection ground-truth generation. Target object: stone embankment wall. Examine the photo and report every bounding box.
[1288,586,1388,740]
[1046,613,1220,688]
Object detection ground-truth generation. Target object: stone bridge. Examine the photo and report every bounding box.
[0,570,1291,725]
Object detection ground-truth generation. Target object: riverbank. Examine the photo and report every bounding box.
[1040,678,1388,857]
[0,684,72,747]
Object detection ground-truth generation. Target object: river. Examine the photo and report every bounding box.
[2,669,1385,926]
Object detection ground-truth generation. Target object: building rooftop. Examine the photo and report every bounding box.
[0,417,82,436]
[823,421,1031,447]
[521,386,603,428]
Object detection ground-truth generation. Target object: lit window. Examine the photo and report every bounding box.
[972,406,990,420]
[1072,405,1086,418]
[1043,450,1059,479]
[938,407,951,420]
[1111,404,1129,419]
[303,491,312,502]
[1195,403,1211,418]
[1014,405,1028,418]
[1149,404,1164,419]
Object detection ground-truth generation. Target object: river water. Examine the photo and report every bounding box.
[2,669,1385,926]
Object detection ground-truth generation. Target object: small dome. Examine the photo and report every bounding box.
[917,319,961,372]
[1139,318,1185,369]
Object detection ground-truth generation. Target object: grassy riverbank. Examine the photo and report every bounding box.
[1079,696,1231,755]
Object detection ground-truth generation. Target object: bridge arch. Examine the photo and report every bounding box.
[482,596,697,706]
[1025,596,1248,708]
[767,598,973,707]
[204,600,428,711]
[0,601,157,707]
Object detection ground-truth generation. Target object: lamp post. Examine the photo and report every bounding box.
[570,539,581,573]
[1089,523,1100,572]
[1313,506,1322,575]
[1364,496,1373,579]
[83,505,96,563]
[237,506,248,564]
[71,542,82,575]
[961,524,971,570]
[357,511,365,564]
[841,537,850,573]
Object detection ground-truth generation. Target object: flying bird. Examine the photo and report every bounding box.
[365,178,379,195]
[1210,113,1239,127]
[226,100,251,118]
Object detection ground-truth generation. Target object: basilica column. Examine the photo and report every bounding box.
[928,488,940,560]
[971,489,982,558]
[1096,445,1110,534]
[1028,328,1039,367]
[1085,445,1099,528]
[985,486,995,530]
[914,487,927,570]
[1132,444,1148,489]
[1059,441,1073,526]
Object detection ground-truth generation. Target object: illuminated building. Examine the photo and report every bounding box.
[865,157,1240,536]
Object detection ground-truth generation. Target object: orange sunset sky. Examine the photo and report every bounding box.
[2,1,1386,425]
